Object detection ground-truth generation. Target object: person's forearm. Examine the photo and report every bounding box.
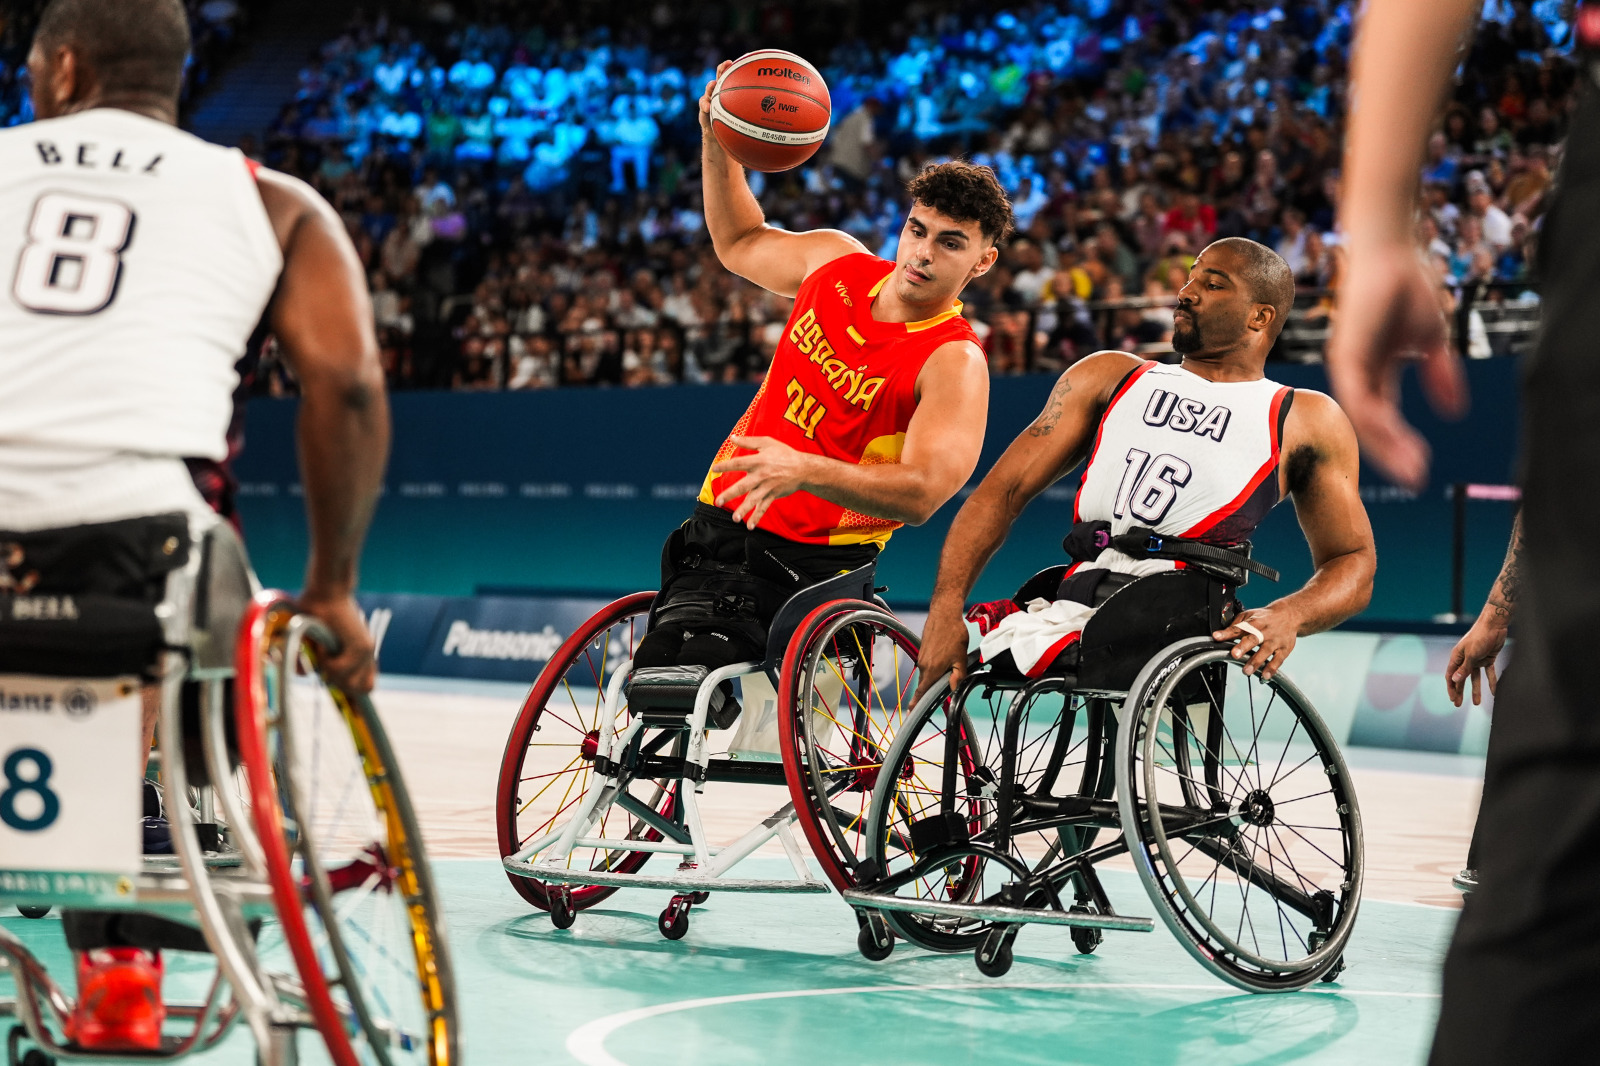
[1342,0,1480,249]
[1481,509,1524,626]
[794,454,956,526]
[701,127,766,258]
[1270,547,1376,636]
[297,369,390,596]
[927,481,1026,611]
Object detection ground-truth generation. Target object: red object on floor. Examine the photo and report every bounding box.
[67,947,166,1051]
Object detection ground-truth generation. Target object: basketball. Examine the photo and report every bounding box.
[710,49,832,172]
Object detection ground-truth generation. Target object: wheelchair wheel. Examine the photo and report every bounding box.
[495,592,678,912]
[779,602,923,890]
[864,667,1112,952]
[1116,637,1363,992]
[237,595,458,1066]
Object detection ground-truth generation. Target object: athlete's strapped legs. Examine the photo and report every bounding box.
[635,504,878,678]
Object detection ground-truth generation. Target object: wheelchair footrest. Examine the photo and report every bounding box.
[627,665,742,730]
[504,858,830,893]
[841,888,1155,932]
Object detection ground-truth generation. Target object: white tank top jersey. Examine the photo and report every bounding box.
[0,108,282,531]
[1073,361,1293,546]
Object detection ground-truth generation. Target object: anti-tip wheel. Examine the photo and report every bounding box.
[17,905,51,919]
[549,889,576,930]
[1070,923,1102,956]
[857,915,894,961]
[975,929,1014,978]
[688,891,710,905]
[658,898,690,941]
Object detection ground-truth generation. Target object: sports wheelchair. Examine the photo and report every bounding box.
[0,516,458,1065]
[841,561,1364,992]
[496,565,928,938]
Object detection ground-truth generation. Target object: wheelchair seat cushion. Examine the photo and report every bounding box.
[0,513,190,678]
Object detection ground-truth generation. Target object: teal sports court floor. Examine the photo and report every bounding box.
[3,677,1476,1065]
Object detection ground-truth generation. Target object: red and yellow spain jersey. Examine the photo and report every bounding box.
[699,252,981,546]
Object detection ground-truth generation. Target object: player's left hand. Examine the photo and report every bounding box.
[712,435,814,529]
[1213,606,1299,682]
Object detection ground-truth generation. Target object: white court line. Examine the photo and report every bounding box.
[565,982,1441,1066]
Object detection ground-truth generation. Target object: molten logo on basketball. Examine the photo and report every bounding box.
[757,66,811,85]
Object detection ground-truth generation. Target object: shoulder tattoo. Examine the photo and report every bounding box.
[1028,375,1073,437]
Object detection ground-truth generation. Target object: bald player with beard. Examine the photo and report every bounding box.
[914,238,1376,703]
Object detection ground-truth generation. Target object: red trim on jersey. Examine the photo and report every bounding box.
[244,157,262,180]
[1180,385,1292,539]
[1073,361,1158,523]
[1025,631,1083,677]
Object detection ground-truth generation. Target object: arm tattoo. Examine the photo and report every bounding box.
[1027,375,1073,437]
[1487,510,1524,619]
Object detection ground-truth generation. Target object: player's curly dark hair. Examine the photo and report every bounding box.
[905,161,1015,246]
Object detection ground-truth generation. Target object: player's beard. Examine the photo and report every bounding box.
[1172,309,1202,353]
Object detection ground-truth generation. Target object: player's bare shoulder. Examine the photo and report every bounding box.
[251,166,342,255]
[1281,388,1360,496]
[1027,350,1144,437]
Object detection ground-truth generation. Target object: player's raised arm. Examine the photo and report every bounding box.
[256,168,391,693]
[1212,390,1376,681]
[912,351,1142,701]
[698,61,863,297]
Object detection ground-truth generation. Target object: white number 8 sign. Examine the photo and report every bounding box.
[11,192,136,315]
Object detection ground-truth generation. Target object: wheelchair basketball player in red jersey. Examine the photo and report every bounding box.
[0,0,387,1049]
[626,62,1007,687]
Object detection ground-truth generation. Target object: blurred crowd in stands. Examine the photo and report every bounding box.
[0,0,253,127]
[2,0,1580,392]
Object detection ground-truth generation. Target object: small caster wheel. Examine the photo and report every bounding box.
[1070,925,1102,955]
[856,912,893,961]
[22,1049,56,1066]
[689,891,710,905]
[548,888,576,930]
[17,905,51,919]
[975,928,1014,978]
[1319,955,1346,983]
[659,896,691,940]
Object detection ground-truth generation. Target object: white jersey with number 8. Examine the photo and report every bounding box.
[0,108,281,530]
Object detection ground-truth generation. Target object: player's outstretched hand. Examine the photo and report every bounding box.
[912,602,970,707]
[298,589,378,695]
[1324,241,1466,492]
[698,60,734,137]
[1213,605,1299,682]
[1446,612,1509,707]
[712,434,813,529]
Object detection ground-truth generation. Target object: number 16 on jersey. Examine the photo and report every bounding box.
[0,676,144,906]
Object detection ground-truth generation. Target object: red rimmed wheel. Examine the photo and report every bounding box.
[235,592,457,1066]
[779,601,923,890]
[495,591,679,912]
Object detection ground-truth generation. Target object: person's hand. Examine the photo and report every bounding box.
[298,589,378,695]
[711,434,814,528]
[1324,241,1467,492]
[1446,611,1510,706]
[912,600,971,707]
[1213,605,1300,682]
[697,60,734,138]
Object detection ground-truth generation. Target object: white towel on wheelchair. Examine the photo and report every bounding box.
[978,551,1177,677]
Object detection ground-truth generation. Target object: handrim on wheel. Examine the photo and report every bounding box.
[779,602,923,891]
[1116,637,1363,992]
[236,593,458,1066]
[495,591,677,912]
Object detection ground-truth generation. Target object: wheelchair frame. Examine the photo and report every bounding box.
[841,567,1364,991]
[496,565,919,938]
[0,518,457,1065]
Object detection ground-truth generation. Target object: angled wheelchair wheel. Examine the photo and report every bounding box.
[495,592,678,912]
[864,666,1114,952]
[236,594,458,1066]
[1116,638,1363,992]
[779,602,923,890]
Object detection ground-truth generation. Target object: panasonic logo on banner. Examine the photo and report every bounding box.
[440,620,565,662]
